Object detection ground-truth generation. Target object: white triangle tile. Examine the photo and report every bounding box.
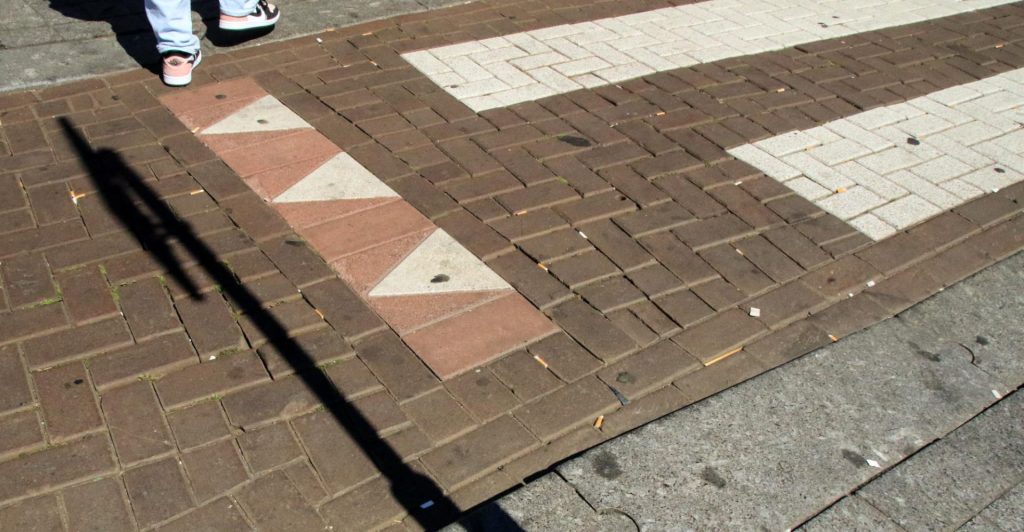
[368,229,512,297]
[202,95,312,135]
[272,152,398,203]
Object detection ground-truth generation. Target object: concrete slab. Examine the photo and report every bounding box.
[797,496,902,532]
[959,481,1024,531]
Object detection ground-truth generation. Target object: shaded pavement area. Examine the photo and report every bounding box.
[1,0,1024,529]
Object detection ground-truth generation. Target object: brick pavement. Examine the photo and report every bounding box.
[1,0,1024,529]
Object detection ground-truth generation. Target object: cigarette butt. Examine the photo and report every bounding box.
[537,262,548,271]
[362,32,373,36]
[314,309,325,320]
[191,127,201,133]
[513,209,528,216]
[656,111,666,116]
[749,307,761,317]
[593,415,604,429]
[836,187,847,193]
[736,248,744,255]
[533,355,549,368]
[776,87,786,93]
[578,230,588,239]
[706,346,743,365]
[316,37,323,43]
[734,181,743,186]
[995,43,1005,48]
[370,61,378,66]
[189,189,205,195]
[866,280,876,288]
[829,334,839,342]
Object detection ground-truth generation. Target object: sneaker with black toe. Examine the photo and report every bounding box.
[220,0,281,31]
[162,49,202,87]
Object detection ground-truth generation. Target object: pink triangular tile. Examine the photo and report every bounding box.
[368,290,509,335]
[329,228,434,295]
[274,198,400,230]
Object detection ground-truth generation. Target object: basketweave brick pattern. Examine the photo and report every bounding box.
[730,67,1024,240]
[160,78,558,379]
[1,0,1024,529]
[403,0,1019,111]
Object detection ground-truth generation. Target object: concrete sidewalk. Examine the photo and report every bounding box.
[0,0,461,92]
[455,250,1024,530]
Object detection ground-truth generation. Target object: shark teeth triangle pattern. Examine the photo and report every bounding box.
[202,95,312,135]
[368,229,512,297]
[273,152,399,203]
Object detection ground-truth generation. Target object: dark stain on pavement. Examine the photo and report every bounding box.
[700,466,727,489]
[593,451,623,480]
[842,449,866,467]
[908,341,941,362]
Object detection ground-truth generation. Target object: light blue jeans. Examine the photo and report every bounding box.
[144,0,258,54]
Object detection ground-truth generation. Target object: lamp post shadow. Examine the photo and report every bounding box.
[59,118,523,531]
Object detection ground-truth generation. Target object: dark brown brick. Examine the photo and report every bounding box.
[118,277,180,340]
[181,440,249,502]
[599,385,688,437]
[865,268,944,314]
[691,278,746,311]
[526,332,603,384]
[435,210,513,260]
[320,476,405,531]
[673,309,767,364]
[514,376,617,442]
[445,368,519,423]
[639,232,718,287]
[259,236,334,288]
[746,281,828,329]
[487,251,572,310]
[157,498,250,532]
[155,351,269,408]
[35,362,102,441]
[62,476,135,532]
[56,266,117,324]
[236,421,302,472]
[490,350,562,402]
[21,316,132,370]
[291,409,377,494]
[402,388,476,444]
[802,255,880,299]
[626,264,685,299]
[89,332,197,390]
[0,433,114,502]
[123,457,194,527]
[257,328,352,378]
[356,331,439,402]
[733,235,804,283]
[548,250,620,289]
[598,340,702,401]
[220,375,318,429]
[236,298,325,347]
[102,381,174,465]
[700,243,776,296]
[578,219,655,272]
[236,470,327,530]
[518,228,591,264]
[808,294,890,339]
[555,191,637,225]
[916,240,990,287]
[0,495,63,531]
[0,410,43,457]
[0,345,32,413]
[653,175,727,219]
[654,289,716,328]
[743,320,832,369]
[1,253,56,309]
[607,308,660,346]
[549,299,638,363]
[301,278,386,342]
[613,201,695,237]
[174,293,246,357]
[0,295,68,344]
[577,276,646,313]
[219,192,291,242]
[955,191,1021,228]
[673,351,766,405]
[165,400,231,450]
[420,415,538,490]
[673,214,755,250]
[763,226,832,270]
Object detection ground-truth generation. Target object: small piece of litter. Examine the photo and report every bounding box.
[189,189,205,195]
[533,355,549,368]
[593,415,604,429]
[208,355,217,361]
[610,387,630,406]
[316,37,323,43]
[655,111,666,116]
[848,293,854,298]
[829,334,839,342]
[749,307,761,317]
[578,230,588,239]
[420,500,435,510]
[362,32,373,36]
[866,459,880,468]
[734,181,743,186]
[537,263,548,271]
[836,187,847,193]
[191,127,201,133]
[513,209,528,216]
[776,88,786,93]
[735,248,744,256]
[866,280,876,288]
[314,309,325,320]
[993,389,1002,399]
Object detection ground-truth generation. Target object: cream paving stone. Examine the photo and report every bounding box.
[730,67,1024,240]
[368,229,512,298]
[404,0,1017,111]
[202,95,312,135]
[273,153,398,203]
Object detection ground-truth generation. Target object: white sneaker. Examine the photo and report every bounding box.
[219,0,281,31]
[162,49,202,87]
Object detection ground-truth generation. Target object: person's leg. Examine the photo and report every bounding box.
[144,0,199,55]
[218,0,259,17]
[219,0,281,31]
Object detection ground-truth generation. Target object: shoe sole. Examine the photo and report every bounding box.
[219,15,280,31]
[163,52,202,87]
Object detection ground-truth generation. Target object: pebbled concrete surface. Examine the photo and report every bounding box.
[0,0,463,92]
[452,251,1024,530]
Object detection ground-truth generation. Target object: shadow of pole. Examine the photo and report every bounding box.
[59,118,522,531]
